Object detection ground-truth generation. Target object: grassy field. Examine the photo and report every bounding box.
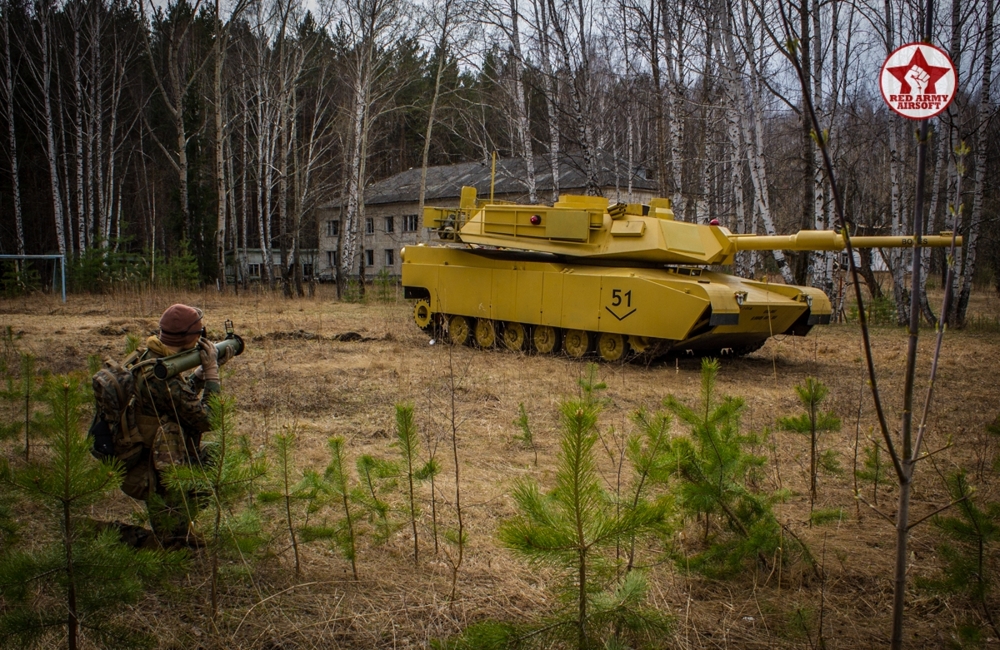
[1,284,999,649]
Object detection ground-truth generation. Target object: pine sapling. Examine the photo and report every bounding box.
[499,395,667,649]
[513,402,538,466]
[0,375,183,649]
[165,393,268,618]
[353,454,399,544]
[777,377,841,520]
[623,408,674,573]
[918,470,1000,640]
[665,358,792,578]
[258,427,307,574]
[20,352,35,461]
[325,436,359,578]
[855,437,893,506]
[393,402,422,564]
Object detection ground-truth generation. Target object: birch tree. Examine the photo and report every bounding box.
[545,0,599,195]
[334,0,407,292]
[953,0,994,325]
[1,0,25,255]
[417,0,465,224]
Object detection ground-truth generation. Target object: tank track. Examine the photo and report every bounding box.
[422,312,764,364]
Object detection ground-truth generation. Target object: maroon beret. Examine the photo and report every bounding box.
[159,304,204,347]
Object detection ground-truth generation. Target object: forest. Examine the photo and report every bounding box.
[0,0,997,321]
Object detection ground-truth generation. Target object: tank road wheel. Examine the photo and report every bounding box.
[413,300,433,331]
[597,332,630,362]
[563,329,592,359]
[474,319,497,348]
[533,325,561,355]
[628,335,652,355]
[448,315,472,346]
[502,322,528,351]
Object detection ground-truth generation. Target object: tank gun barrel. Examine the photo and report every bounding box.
[731,231,960,252]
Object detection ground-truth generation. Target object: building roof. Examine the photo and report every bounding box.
[357,152,657,206]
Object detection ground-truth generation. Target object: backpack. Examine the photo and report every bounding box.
[89,351,146,469]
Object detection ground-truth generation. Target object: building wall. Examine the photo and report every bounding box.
[316,188,659,281]
[317,200,453,281]
[225,249,318,283]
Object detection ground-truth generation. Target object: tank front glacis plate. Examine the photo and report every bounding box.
[402,246,822,351]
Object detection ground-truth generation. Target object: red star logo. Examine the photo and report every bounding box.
[886,47,952,94]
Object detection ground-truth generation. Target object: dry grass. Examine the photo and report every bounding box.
[2,284,999,649]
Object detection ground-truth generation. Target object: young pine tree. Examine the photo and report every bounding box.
[777,377,842,520]
[499,392,668,649]
[513,402,538,466]
[393,403,423,564]
[297,436,363,579]
[258,427,308,575]
[353,454,400,544]
[918,471,1000,641]
[665,358,790,578]
[855,438,894,507]
[0,376,182,649]
[324,436,360,578]
[164,393,267,618]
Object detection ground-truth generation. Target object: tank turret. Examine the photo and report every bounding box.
[403,187,960,361]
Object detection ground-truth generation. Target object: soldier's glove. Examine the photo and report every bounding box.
[197,337,220,382]
[218,343,236,366]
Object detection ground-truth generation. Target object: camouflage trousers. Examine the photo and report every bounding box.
[121,419,203,544]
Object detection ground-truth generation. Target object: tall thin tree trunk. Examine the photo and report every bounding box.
[3,7,24,256]
[956,0,992,325]
[40,7,67,256]
[508,0,536,202]
[534,0,560,201]
[72,20,86,252]
[215,0,228,289]
[418,3,451,235]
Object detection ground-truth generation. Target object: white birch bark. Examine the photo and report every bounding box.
[507,0,536,202]
[2,6,24,255]
[39,5,67,256]
[545,0,598,195]
[718,0,748,273]
[532,0,560,201]
[740,0,793,283]
[419,0,457,235]
[71,14,86,252]
[955,0,992,324]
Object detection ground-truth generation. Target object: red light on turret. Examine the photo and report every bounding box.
[530,214,542,225]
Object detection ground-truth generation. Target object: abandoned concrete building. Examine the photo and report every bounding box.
[316,153,657,281]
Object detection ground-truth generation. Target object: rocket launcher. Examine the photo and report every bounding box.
[423,187,960,265]
[151,320,245,380]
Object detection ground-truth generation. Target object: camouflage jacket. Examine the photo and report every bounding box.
[134,335,221,439]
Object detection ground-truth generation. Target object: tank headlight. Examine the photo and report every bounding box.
[734,291,747,307]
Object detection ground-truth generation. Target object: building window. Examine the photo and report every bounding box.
[403,214,419,232]
[248,263,261,278]
[384,249,395,266]
[302,263,313,278]
[327,250,338,268]
[326,220,340,237]
[365,218,374,235]
[365,249,374,267]
[384,216,394,233]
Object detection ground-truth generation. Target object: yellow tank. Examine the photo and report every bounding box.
[401,187,958,360]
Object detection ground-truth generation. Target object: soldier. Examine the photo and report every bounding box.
[121,303,234,547]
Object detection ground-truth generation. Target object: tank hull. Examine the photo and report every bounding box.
[402,245,831,358]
